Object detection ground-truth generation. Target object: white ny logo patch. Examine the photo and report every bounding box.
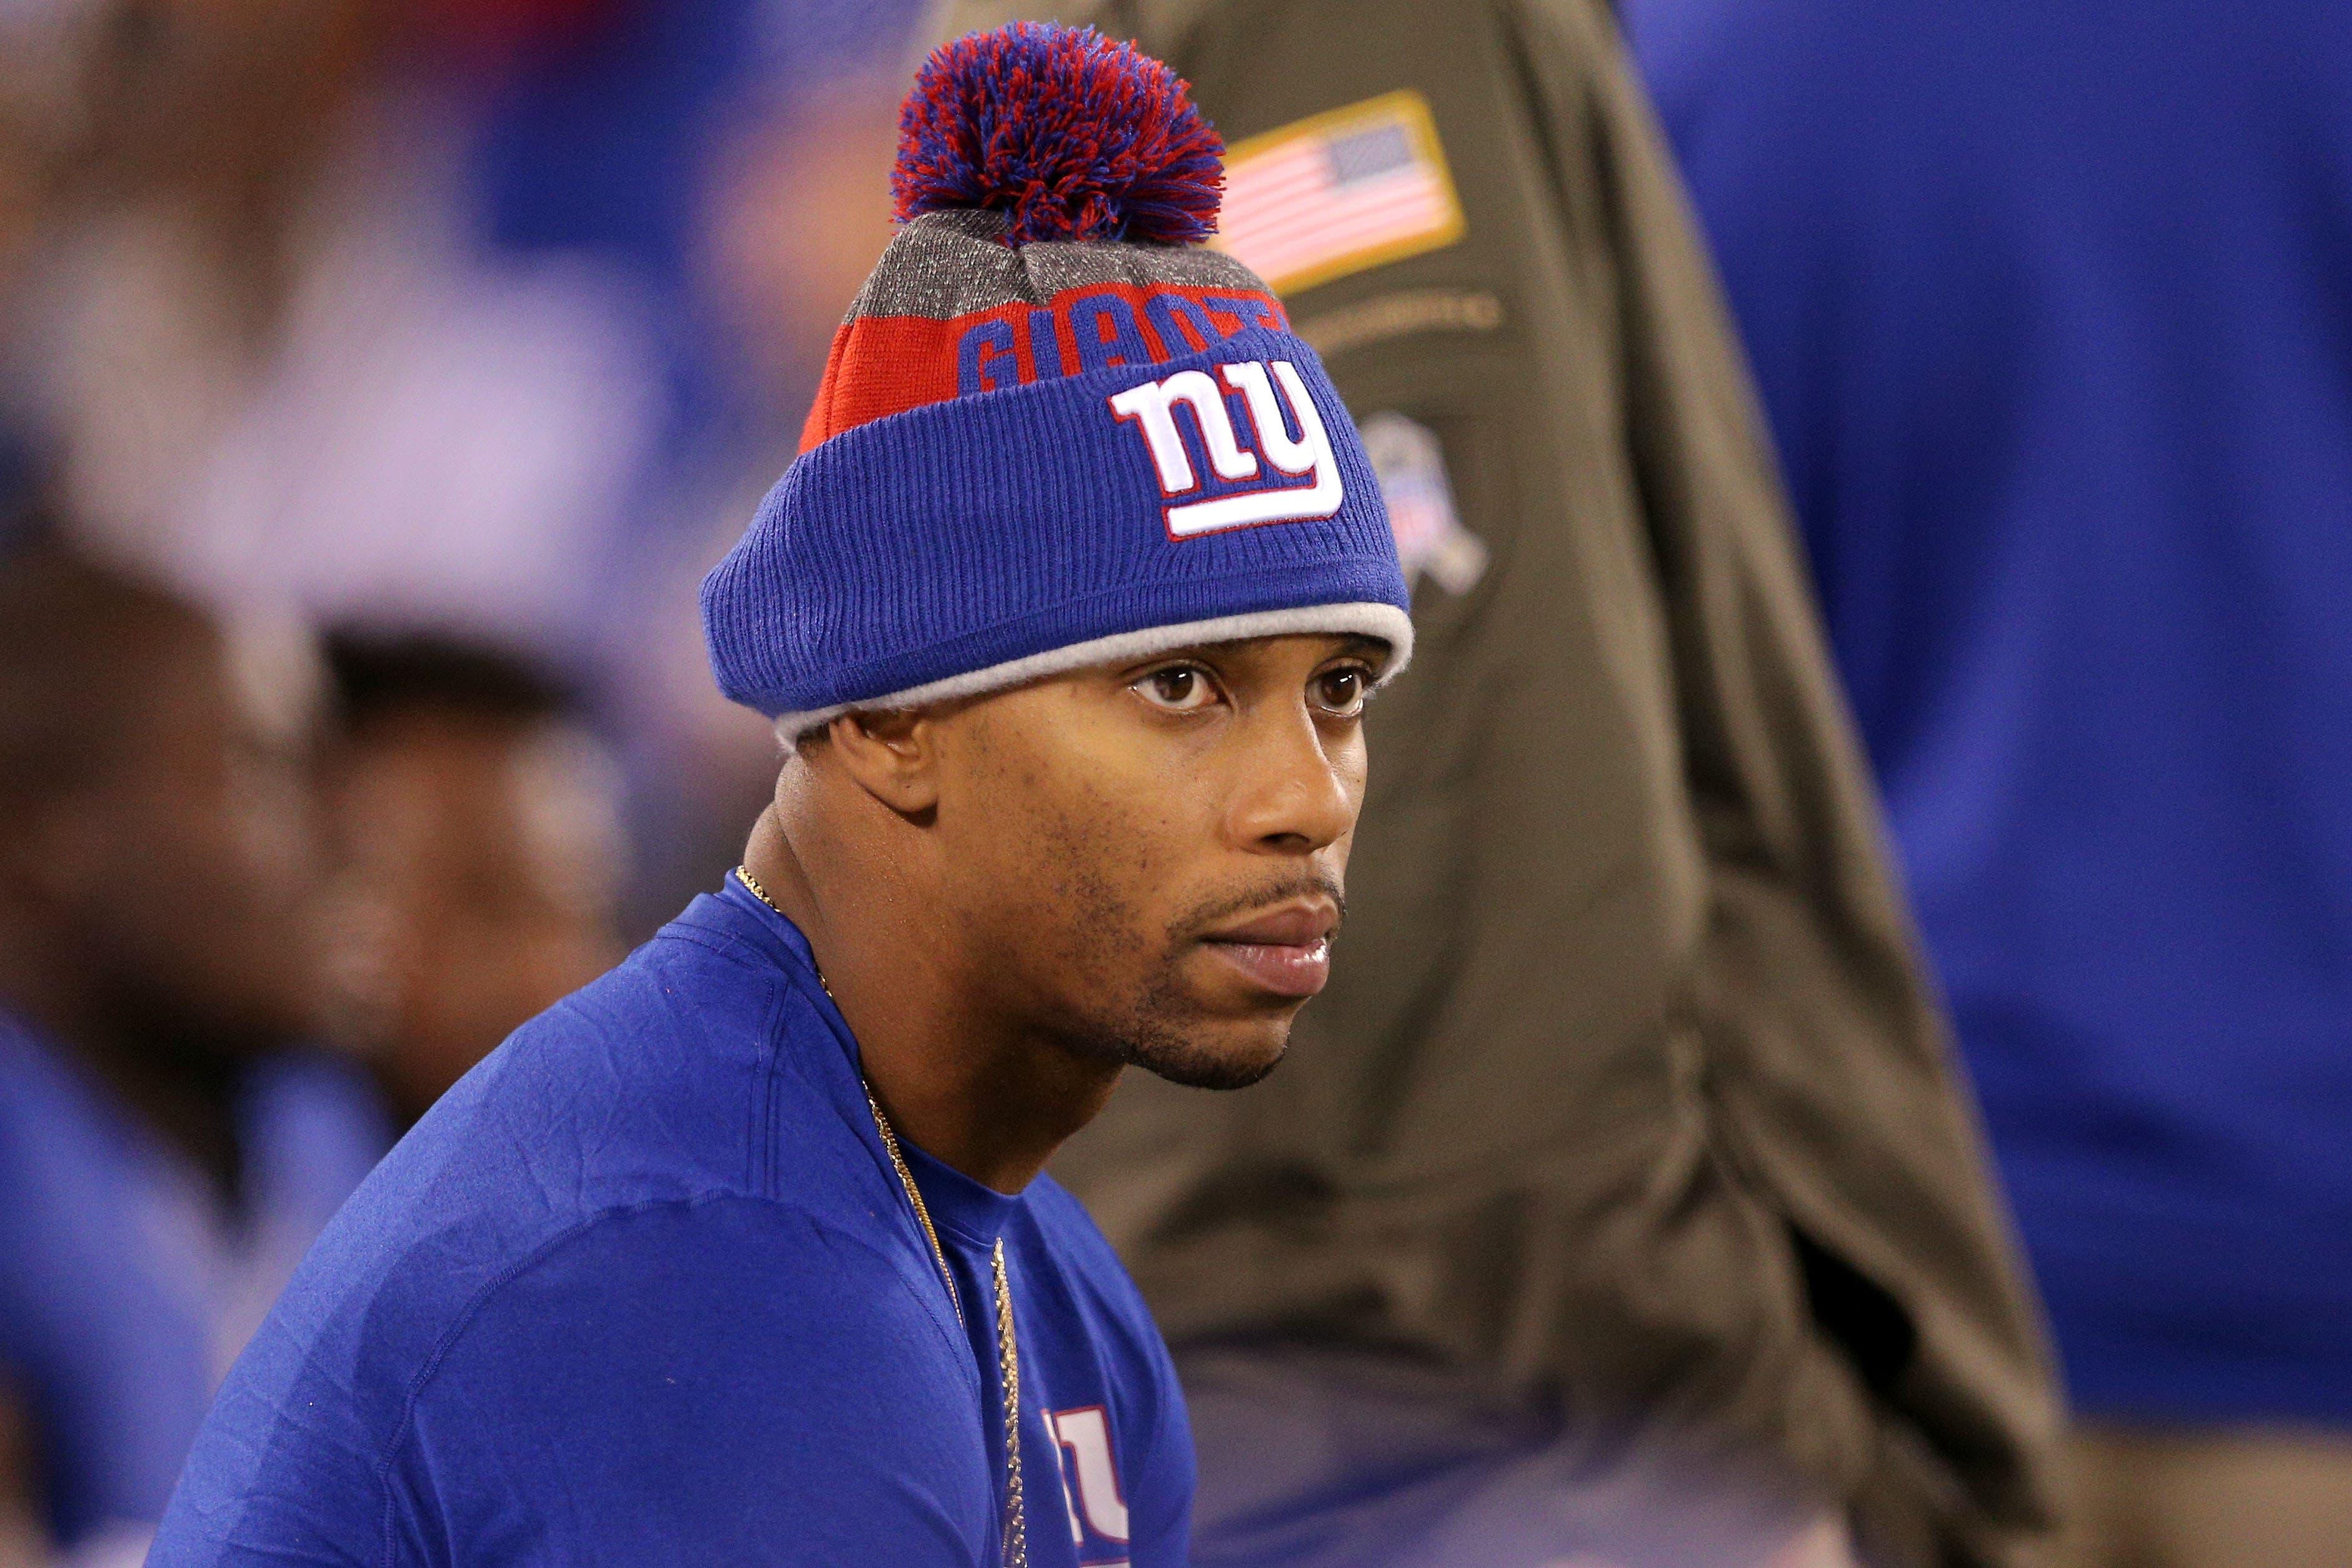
[1108,359,1346,538]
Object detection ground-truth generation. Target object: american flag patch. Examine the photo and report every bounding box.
[1213,91,1466,296]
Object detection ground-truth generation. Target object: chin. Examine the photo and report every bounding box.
[1123,1014,1292,1091]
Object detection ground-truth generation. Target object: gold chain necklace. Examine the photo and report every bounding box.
[735,867,1026,1567]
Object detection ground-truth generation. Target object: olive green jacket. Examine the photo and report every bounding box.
[938,2,2067,1562]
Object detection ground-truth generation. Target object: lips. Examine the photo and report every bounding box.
[1198,901,1339,1000]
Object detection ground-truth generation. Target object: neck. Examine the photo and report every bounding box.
[742,809,1120,1194]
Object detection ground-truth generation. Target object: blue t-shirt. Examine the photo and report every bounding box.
[1624,0,2352,1421]
[149,879,1193,1567]
[0,1018,389,1550]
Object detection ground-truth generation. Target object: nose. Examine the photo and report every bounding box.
[1223,697,1359,856]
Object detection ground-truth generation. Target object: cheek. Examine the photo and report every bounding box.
[1336,729,1372,806]
[952,763,1192,962]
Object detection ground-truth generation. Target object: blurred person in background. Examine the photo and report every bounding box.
[4,0,662,663]
[2,0,941,948]
[944,4,2061,1567]
[1623,2,2352,1565]
[0,525,386,1566]
[318,632,627,1129]
[464,0,925,923]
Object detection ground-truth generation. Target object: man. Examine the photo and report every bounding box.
[1622,2,2352,1563]
[0,532,387,1563]
[318,633,626,1128]
[149,24,1410,1566]
[936,2,2063,1566]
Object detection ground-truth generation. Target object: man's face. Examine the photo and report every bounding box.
[922,632,1383,1090]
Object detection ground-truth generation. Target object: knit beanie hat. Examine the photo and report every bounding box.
[702,22,1412,735]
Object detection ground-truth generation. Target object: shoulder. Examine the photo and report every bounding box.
[152,871,1003,1562]
[424,1194,974,1424]
[259,899,863,1326]
[159,1194,991,1566]
[379,916,809,1220]
[197,921,855,1393]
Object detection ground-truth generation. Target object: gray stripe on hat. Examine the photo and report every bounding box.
[769,602,1414,739]
[844,209,1276,323]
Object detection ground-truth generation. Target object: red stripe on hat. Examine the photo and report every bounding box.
[798,282,1288,452]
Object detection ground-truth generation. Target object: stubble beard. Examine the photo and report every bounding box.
[1047,873,1333,1094]
[1016,785,1335,1093]
[1103,956,1293,1091]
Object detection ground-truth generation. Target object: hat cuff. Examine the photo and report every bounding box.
[772,602,1413,740]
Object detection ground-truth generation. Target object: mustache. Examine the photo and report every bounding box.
[1169,871,1346,943]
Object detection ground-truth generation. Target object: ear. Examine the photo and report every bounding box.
[822,709,943,818]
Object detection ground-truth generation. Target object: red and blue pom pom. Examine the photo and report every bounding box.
[892,23,1224,247]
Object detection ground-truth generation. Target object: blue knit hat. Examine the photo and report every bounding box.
[702,23,1412,734]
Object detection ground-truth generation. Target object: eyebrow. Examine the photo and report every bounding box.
[1331,634,1397,673]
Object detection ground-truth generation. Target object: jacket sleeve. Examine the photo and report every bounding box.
[1499,2,2066,1561]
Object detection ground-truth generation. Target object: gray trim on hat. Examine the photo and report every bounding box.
[845,209,1276,322]
[771,602,1414,740]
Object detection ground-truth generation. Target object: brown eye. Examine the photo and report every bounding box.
[1134,663,1218,712]
[1311,666,1369,718]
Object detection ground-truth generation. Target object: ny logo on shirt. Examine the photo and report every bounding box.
[1047,1405,1129,1561]
[1108,359,1345,540]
